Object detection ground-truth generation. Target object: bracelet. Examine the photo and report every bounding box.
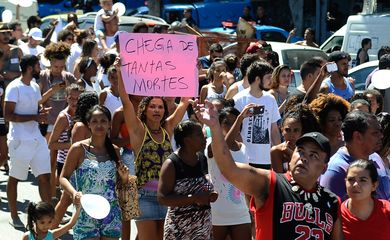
[188,194,194,204]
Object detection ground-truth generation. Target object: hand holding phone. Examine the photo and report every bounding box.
[251,105,265,115]
[326,62,338,73]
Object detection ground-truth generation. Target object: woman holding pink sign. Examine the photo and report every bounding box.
[116,57,191,240]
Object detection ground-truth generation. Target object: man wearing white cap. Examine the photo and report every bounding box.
[368,54,390,113]
[19,27,45,58]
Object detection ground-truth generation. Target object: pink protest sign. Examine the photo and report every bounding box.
[119,32,198,97]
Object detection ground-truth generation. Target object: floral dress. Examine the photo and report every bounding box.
[70,145,122,240]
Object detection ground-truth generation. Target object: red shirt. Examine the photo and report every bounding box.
[341,198,390,240]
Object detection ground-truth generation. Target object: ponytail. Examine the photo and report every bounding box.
[27,202,37,235]
[105,135,119,166]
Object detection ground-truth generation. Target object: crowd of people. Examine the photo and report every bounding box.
[0,0,389,239]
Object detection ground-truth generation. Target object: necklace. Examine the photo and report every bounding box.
[290,178,321,216]
[150,128,162,134]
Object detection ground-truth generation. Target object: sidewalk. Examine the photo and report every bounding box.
[0,166,137,239]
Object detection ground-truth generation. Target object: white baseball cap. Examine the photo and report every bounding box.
[28,27,43,41]
[371,69,390,89]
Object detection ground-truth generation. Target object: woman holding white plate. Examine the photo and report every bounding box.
[60,105,129,240]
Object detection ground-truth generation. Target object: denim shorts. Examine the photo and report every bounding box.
[134,188,167,221]
[121,148,135,176]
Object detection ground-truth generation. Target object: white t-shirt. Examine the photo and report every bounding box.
[94,8,113,32]
[66,43,82,74]
[205,138,251,225]
[20,44,45,69]
[233,89,280,164]
[5,78,43,140]
[19,44,44,57]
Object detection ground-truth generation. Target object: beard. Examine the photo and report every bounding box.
[259,81,270,91]
[32,72,40,80]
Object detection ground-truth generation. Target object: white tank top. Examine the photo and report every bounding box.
[103,88,122,119]
[205,138,251,225]
[81,78,96,92]
[237,81,245,92]
[205,84,227,102]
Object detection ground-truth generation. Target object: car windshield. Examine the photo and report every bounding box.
[349,66,377,91]
[281,49,328,70]
[259,31,287,42]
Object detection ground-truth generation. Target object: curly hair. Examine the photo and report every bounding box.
[377,112,390,157]
[137,97,169,126]
[74,92,98,125]
[271,65,290,89]
[309,93,350,127]
[44,42,71,61]
[282,104,320,134]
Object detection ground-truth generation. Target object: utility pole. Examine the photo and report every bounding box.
[148,0,162,17]
[362,0,377,14]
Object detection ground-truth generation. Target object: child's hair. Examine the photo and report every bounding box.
[27,202,55,234]
[347,159,378,197]
[66,83,85,96]
[174,120,202,148]
[218,107,240,124]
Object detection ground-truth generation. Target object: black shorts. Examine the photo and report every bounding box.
[57,162,64,176]
[0,118,7,136]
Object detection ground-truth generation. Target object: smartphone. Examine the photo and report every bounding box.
[326,63,338,72]
[252,105,265,115]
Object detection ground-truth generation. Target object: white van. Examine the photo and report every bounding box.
[342,13,390,61]
[321,13,390,62]
[320,25,345,54]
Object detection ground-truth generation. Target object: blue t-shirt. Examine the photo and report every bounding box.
[320,148,390,201]
[320,147,354,201]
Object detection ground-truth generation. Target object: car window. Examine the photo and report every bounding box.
[40,18,67,32]
[259,31,286,42]
[321,36,343,53]
[281,49,328,70]
[119,24,135,33]
[348,66,377,91]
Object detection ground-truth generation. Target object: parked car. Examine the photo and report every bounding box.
[348,60,378,92]
[222,41,328,91]
[207,25,302,43]
[130,0,251,29]
[40,13,169,33]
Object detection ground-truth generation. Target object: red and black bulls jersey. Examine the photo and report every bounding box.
[250,171,340,240]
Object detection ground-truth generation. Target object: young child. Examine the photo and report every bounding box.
[94,0,118,51]
[22,201,81,240]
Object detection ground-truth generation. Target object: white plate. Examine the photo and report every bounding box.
[80,194,110,219]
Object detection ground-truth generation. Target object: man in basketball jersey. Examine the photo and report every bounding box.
[194,101,344,240]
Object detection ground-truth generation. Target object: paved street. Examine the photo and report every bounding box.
[0,164,137,239]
